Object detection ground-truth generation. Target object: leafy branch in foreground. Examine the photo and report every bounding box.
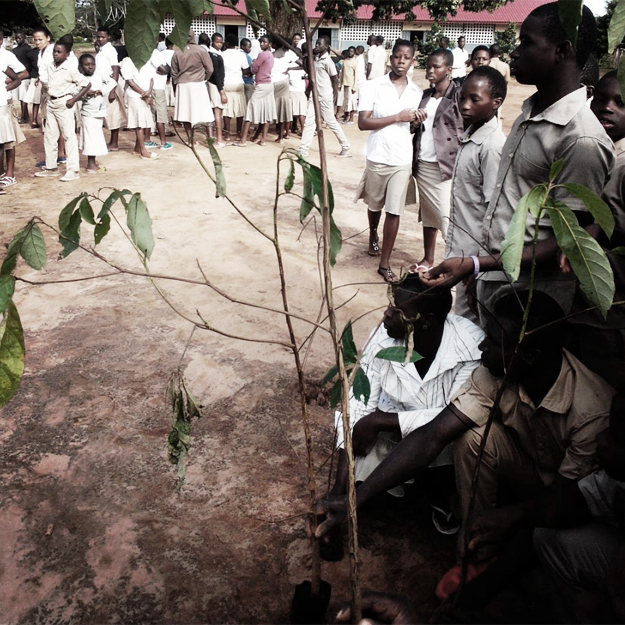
[500,159,616,318]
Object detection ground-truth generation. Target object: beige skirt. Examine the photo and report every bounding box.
[0,106,16,144]
[273,78,292,123]
[245,82,276,124]
[224,82,246,118]
[416,160,452,238]
[290,91,307,116]
[354,160,416,216]
[81,115,108,156]
[174,81,215,125]
[104,84,127,131]
[25,79,42,104]
[126,97,153,129]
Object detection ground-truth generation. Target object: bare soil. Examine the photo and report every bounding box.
[1,76,539,624]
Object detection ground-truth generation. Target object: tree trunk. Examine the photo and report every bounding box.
[269,4,303,39]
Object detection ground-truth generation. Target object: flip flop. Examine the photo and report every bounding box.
[139,153,160,160]
[377,266,398,283]
[368,237,381,257]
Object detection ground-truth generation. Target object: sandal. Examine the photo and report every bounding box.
[368,236,381,257]
[377,266,398,283]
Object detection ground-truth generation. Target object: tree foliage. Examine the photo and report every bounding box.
[496,22,518,59]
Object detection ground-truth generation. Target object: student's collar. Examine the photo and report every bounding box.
[462,116,498,144]
[316,51,329,60]
[517,353,571,413]
[614,137,625,157]
[521,86,588,126]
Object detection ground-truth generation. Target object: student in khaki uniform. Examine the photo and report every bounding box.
[35,41,91,181]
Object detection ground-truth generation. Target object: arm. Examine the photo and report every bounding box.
[3,67,22,92]
[358,108,420,131]
[67,81,92,108]
[331,73,339,103]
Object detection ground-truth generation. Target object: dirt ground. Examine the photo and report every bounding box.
[1,75,539,624]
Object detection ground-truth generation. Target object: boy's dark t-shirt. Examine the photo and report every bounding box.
[26,46,39,79]
[114,44,128,62]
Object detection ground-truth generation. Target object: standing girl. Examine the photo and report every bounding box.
[355,40,423,283]
[236,36,276,147]
[412,49,463,268]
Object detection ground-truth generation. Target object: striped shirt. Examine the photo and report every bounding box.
[335,314,484,447]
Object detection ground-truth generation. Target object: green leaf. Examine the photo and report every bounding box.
[125,0,162,68]
[329,379,342,408]
[160,0,196,53]
[500,186,545,281]
[329,215,342,267]
[79,197,95,225]
[321,364,338,386]
[0,275,15,314]
[558,0,583,46]
[609,0,625,53]
[99,189,131,220]
[284,158,295,192]
[548,200,615,318]
[94,212,111,245]
[549,159,563,182]
[0,301,25,408]
[353,367,371,405]
[246,0,271,20]
[299,160,317,221]
[32,0,75,39]
[125,193,155,259]
[340,321,357,366]
[375,346,423,363]
[1,228,27,276]
[561,183,614,239]
[207,137,227,197]
[59,210,82,259]
[611,246,625,255]
[19,223,47,271]
[58,194,84,233]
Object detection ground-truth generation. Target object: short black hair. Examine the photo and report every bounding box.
[58,33,73,51]
[198,33,210,46]
[225,33,238,48]
[54,40,70,53]
[212,32,223,43]
[489,43,502,57]
[471,45,490,59]
[493,290,567,353]
[356,45,364,53]
[158,32,166,42]
[466,65,507,100]
[528,1,597,68]
[241,38,251,47]
[392,39,414,55]
[97,25,110,34]
[393,274,453,322]
[317,35,331,46]
[33,26,52,38]
[79,53,95,64]
[375,35,384,45]
[259,35,271,44]
[111,28,122,40]
[581,53,600,87]
[430,48,453,67]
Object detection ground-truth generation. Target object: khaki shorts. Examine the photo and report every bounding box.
[207,81,224,109]
[151,89,168,124]
[354,160,416,216]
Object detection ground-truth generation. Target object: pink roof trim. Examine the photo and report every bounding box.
[209,0,551,23]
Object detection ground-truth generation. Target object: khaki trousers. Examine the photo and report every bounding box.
[44,96,79,172]
[300,96,350,153]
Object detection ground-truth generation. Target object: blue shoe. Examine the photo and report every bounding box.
[160,142,173,150]
[144,141,159,149]
[36,160,45,167]
[57,156,66,164]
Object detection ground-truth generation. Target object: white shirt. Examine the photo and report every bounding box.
[367,45,386,80]
[0,48,26,105]
[96,41,119,80]
[147,48,167,90]
[313,51,336,101]
[451,47,469,79]
[37,43,54,84]
[335,315,485,448]
[419,96,443,161]
[358,73,423,166]
[356,54,366,86]
[271,53,290,83]
[222,48,248,85]
[120,57,151,98]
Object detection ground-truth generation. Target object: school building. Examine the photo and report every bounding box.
[161,0,551,50]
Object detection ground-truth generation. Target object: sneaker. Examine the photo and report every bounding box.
[57,156,67,164]
[0,176,17,187]
[36,160,46,168]
[336,148,351,158]
[35,168,60,178]
[60,170,80,182]
[144,141,159,149]
[297,150,309,158]
[160,142,173,150]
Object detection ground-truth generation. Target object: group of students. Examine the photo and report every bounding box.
[316,3,625,623]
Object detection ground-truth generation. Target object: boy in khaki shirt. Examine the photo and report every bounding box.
[35,41,91,181]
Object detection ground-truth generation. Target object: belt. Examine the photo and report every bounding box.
[49,93,73,100]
